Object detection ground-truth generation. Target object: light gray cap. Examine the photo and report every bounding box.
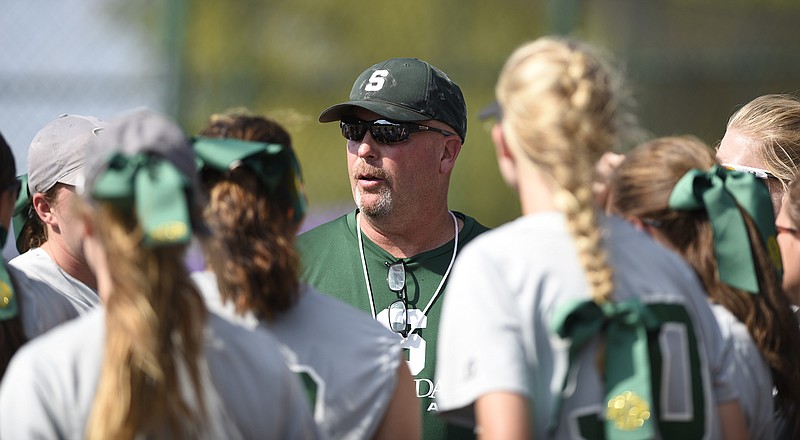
[27,114,107,194]
[83,108,197,193]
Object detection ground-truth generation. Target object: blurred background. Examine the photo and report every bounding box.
[3,0,800,240]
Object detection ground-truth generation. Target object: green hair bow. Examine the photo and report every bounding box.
[0,229,18,321]
[550,297,661,439]
[91,152,192,247]
[668,164,781,294]
[192,137,307,225]
[11,174,30,253]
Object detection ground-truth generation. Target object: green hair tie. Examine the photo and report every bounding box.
[192,136,307,225]
[668,164,780,294]
[551,297,661,438]
[91,153,192,247]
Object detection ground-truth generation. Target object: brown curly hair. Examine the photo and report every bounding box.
[198,109,300,320]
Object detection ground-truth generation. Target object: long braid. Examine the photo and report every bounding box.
[498,37,622,303]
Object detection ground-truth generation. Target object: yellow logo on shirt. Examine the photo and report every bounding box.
[607,391,651,430]
[0,281,12,307]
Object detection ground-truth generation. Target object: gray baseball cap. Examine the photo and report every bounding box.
[84,108,197,192]
[82,108,203,245]
[27,114,107,194]
[319,58,467,141]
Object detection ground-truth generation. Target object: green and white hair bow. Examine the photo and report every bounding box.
[551,297,661,439]
[668,164,781,294]
[11,174,30,253]
[91,152,192,247]
[192,136,307,225]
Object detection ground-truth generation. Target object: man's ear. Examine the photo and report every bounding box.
[439,136,462,175]
[31,192,57,226]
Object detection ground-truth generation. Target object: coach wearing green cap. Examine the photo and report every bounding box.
[297,57,489,439]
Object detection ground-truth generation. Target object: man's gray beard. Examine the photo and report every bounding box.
[355,187,393,218]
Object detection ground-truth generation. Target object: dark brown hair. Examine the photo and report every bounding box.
[198,110,300,320]
[16,184,67,253]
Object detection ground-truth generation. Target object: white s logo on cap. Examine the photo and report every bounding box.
[365,70,389,91]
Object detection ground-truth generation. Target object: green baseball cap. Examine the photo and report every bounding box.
[319,58,467,142]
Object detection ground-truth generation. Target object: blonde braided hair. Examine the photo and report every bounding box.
[497,37,627,304]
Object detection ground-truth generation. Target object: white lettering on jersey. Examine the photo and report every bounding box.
[289,364,326,422]
[365,70,389,91]
[377,307,427,375]
[415,379,443,412]
[414,378,441,398]
[659,322,693,420]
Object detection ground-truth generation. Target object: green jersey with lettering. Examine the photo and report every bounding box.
[435,213,739,439]
[297,210,490,439]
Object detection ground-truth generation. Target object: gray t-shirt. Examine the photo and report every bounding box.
[711,304,774,439]
[193,271,403,440]
[0,309,319,439]
[436,213,737,439]
[9,264,80,338]
[9,247,99,313]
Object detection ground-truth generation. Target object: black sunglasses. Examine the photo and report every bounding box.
[340,119,455,144]
[386,260,410,338]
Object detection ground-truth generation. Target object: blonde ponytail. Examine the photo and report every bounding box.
[86,204,208,439]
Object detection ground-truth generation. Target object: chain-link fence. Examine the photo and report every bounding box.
[0,0,173,170]
[3,0,800,244]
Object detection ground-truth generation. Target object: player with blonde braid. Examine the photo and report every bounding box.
[0,109,318,439]
[436,36,746,439]
[499,40,618,305]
